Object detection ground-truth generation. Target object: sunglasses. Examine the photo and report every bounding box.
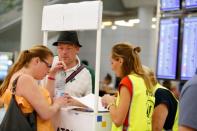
[41,59,52,68]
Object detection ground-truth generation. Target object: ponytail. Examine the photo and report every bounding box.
[112,42,153,92]
[0,45,53,96]
[0,50,31,96]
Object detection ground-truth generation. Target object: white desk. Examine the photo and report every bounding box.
[53,108,112,131]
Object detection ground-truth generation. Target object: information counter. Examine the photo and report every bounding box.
[53,108,112,131]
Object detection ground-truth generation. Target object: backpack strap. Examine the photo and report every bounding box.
[65,64,85,83]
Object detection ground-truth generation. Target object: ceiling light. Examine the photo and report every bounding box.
[102,21,112,26]
[128,19,140,24]
[115,20,134,27]
[151,24,156,29]
[101,24,105,29]
[152,17,157,22]
[111,25,117,30]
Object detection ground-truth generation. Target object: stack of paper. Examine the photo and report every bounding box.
[65,93,108,112]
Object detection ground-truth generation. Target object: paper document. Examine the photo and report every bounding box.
[71,93,108,112]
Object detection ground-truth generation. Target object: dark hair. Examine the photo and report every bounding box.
[105,73,112,82]
[111,42,153,91]
[81,60,89,66]
[0,45,53,96]
[162,80,172,90]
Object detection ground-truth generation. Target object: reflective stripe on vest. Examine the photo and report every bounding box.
[111,74,154,131]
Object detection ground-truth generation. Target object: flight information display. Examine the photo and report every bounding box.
[160,0,180,11]
[181,17,197,80]
[185,0,197,9]
[156,18,179,79]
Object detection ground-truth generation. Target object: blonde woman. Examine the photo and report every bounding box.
[102,42,153,131]
[0,45,68,131]
[144,66,179,131]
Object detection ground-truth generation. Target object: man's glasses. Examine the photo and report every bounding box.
[41,59,52,68]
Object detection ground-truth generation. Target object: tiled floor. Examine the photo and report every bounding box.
[0,108,5,123]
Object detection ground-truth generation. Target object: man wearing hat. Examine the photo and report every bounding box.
[46,31,93,99]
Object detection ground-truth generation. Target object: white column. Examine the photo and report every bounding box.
[20,0,45,50]
[138,6,154,29]
[138,6,157,70]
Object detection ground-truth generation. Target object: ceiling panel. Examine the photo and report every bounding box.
[122,0,157,8]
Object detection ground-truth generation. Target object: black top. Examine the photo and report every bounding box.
[155,88,178,130]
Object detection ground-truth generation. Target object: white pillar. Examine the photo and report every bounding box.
[20,0,45,50]
[138,6,156,70]
[138,6,154,29]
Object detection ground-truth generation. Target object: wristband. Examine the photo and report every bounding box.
[107,102,115,110]
[48,76,55,80]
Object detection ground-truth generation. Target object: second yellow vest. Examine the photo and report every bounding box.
[153,83,179,131]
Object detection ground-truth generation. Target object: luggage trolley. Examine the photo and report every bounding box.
[41,1,112,131]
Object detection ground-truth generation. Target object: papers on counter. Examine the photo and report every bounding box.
[62,93,108,112]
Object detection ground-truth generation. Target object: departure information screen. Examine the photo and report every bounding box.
[157,18,179,79]
[185,0,197,9]
[181,17,197,80]
[160,0,180,11]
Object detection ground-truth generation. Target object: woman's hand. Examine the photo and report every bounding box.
[63,94,87,108]
[48,61,67,77]
[101,94,116,108]
[53,95,69,108]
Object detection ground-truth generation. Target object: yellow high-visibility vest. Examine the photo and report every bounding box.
[111,74,154,131]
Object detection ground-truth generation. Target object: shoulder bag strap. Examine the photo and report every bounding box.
[11,75,37,131]
[65,64,85,83]
[11,75,21,94]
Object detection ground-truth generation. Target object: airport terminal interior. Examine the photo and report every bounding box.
[0,0,197,130]
[0,0,158,82]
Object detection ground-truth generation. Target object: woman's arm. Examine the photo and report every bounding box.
[45,75,56,98]
[152,103,168,131]
[17,75,67,120]
[45,61,65,97]
[102,86,131,127]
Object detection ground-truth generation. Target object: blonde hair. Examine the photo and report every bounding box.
[143,66,158,86]
[0,45,53,96]
[111,42,153,91]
